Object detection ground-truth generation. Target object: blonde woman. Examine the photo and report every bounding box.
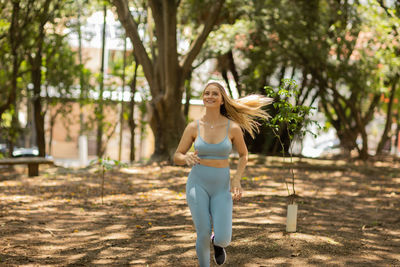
[174,81,272,266]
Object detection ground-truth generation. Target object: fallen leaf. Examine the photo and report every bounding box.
[291,252,300,257]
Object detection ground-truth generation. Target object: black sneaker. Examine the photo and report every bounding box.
[211,234,227,265]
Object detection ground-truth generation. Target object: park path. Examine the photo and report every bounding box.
[0,156,399,266]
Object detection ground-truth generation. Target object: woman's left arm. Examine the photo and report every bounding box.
[230,123,248,201]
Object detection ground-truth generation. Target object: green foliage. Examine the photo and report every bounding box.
[265,79,319,142]
[90,156,128,171]
[203,19,254,56]
[90,157,128,204]
[265,79,320,198]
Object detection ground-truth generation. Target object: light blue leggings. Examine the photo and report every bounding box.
[186,164,233,267]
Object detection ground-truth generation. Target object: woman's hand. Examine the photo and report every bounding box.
[185,150,200,166]
[230,177,243,201]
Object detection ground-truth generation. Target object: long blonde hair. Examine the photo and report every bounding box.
[204,81,273,138]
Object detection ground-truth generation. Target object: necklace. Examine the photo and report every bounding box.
[203,121,215,128]
[202,119,224,129]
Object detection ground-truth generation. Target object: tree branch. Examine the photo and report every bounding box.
[180,0,225,78]
[111,0,154,88]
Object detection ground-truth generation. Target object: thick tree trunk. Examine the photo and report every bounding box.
[30,40,46,156]
[149,93,186,161]
[31,56,46,157]
[29,0,54,157]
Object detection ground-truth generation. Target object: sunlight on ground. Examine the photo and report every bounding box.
[289,233,342,246]
[1,158,399,266]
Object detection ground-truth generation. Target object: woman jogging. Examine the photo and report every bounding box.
[174,81,272,266]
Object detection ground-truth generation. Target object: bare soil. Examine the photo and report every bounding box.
[0,156,399,266]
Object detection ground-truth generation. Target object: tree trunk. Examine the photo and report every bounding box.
[77,0,86,137]
[129,59,139,162]
[0,1,20,119]
[96,4,107,157]
[48,113,58,156]
[376,74,399,155]
[218,52,234,97]
[149,93,186,161]
[30,0,52,157]
[395,111,400,155]
[31,56,46,157]
[356,117,369,160]
[184,70,193,120]
[4,1,22,157]
[118,35,127,161]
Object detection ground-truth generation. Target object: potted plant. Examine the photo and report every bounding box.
[265,79,319,232]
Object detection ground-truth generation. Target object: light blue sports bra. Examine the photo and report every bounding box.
[194,120,232,159]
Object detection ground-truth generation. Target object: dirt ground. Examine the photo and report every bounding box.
[0,155,399,267]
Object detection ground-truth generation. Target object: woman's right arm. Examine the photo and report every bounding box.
[174,122,200,166]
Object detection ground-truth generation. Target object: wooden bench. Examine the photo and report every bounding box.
[0,157,54,177]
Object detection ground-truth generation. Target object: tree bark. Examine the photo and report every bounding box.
[29,0,53,157]
[376,74,399,155]
[129,59,139,162]
[184,70,193,120]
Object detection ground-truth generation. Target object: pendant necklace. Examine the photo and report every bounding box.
[203,117,223,129]
[204,120,217,129]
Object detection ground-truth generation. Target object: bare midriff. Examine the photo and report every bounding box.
[199,158,230,168]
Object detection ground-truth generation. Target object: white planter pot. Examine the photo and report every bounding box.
[286,203,298,232]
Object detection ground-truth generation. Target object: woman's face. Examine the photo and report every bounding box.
[203,85,224,108]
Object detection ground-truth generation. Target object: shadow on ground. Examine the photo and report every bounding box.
[0,156,399,266]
